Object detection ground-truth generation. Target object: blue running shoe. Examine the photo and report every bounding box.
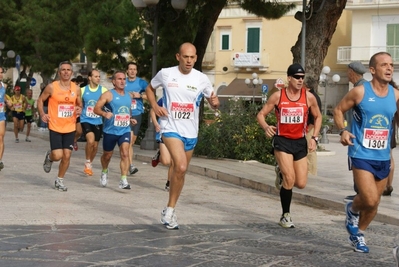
[349,233,369,253]
[345,202,359,235]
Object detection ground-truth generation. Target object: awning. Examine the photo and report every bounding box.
[217,78,278,99]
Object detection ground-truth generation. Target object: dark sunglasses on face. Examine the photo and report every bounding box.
[292,75,305,80]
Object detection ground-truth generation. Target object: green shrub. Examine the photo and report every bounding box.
[195,98,276,165]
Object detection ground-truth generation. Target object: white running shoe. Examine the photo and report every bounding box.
[55,178,67,192]
[100,171,108,187]
[279,212,295,228]
[393,246,399,267]
[119,179,131,189]
[160,207,179,230]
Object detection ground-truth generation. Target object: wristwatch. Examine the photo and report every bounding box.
[311,136,319,144]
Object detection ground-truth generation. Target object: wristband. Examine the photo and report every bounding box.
[339,128,348,136]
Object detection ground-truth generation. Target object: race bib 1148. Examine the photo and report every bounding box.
[280,107,304,124]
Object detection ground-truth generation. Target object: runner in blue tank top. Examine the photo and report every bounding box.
[80,69,108,176]
[334,52,399,253]
[94,71,137,190]
[0,67,13,171]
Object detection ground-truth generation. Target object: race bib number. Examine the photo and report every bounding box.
[26,104,32,111]
[171,102,194,120]
[86,106,100,118]
[58,104,74,118]
[114,114,130,127]
[280,107,304,124]
[14,103,22,110]
[363,128,389,150]
[0,103,3,113]
[131,99,137,110]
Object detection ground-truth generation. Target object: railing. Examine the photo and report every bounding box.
[337,46,399,63]
[347,0,399,4]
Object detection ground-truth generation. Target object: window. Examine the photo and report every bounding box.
[220,29,231,50]
[387,24,399,61]
[247,27,260,53]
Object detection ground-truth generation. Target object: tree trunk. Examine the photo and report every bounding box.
[193,0,226,123]
[291,0,347,91]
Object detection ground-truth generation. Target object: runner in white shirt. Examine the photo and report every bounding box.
[146,42,220,230]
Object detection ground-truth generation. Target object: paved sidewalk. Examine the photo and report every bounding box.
[22,124,399,226]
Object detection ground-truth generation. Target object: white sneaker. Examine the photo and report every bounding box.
[55,178,67,192]
[279,212,295,228]
[118,179,131,189]
[160,207,179,230]
[394,246,399,266]
[100,171,108,187]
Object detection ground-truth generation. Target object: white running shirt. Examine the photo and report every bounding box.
[151,66,214,138]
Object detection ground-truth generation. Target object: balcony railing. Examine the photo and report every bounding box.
[337,46,399,64]
[347,0,399,5]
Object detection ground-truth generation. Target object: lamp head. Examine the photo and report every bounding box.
[322,66,331,74]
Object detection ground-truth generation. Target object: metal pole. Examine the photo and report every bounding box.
[323,84,327,116]
[140,6,159,150]
[152,10,158,78]
[253,86,255,104]
[301,0,306,67]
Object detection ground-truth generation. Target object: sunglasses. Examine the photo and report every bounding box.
[291,75,305,80]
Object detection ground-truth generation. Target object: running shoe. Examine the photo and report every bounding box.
[0,162,4,171]
[119,179,131,189]
[343,194,356,203]
[274,164,283,190]
[100,171,108,187]
[393,246,399,266]
[348,233,369,253]
[152,150,160,167]
[129,165,138,175]
[345,201,359,235]
[15,138,19,143]
[25,137,31,142]
[55,178,67,192]
[279,212,295,228]
[84,163,93,176]
[73,142,78,151]
[165,180,170,191]
[43,151,52,173]
[160,207,179,230]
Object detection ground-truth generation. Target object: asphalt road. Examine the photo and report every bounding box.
[0,131,398,266]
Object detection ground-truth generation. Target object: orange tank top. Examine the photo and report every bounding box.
[48,81,78,133]
[275,87,308,139]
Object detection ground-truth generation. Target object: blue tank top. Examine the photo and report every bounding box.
[80,85,103,125]
[103,89,131,135]
[0,83,7,121]
[349,81,396,160]
[125,77,148,116]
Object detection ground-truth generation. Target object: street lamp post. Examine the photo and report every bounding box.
[319,66,340,116]
[245,73,263,104]
[319,66,340,144]
[131,0,187,150]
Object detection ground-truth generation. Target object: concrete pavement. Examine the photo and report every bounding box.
[0,124,398,266]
